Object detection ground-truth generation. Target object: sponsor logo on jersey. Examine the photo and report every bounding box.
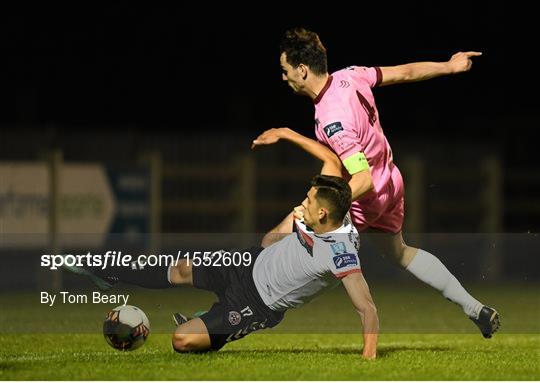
[333,253,358,269]
[228,311,242,326]
[323,122,343,138]
[331,241,347,255]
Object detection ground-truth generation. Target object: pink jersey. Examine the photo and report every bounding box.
[314,66,404,233]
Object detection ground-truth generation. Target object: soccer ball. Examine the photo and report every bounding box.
[103,305,150,351]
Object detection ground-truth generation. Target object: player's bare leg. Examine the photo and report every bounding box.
[365,228,500,338]
[172,318,212,352]
[363,229,417,268]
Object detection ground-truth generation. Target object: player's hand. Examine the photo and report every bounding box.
[251,128,287,149]
[447,51,482,73]
[293,204,305,220]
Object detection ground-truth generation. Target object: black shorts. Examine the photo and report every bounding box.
[192,247,284,350]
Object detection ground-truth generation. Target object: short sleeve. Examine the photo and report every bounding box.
[325,240,361,279]
[318,119,369,175]
[348,66,382,88]
[319,119,361,159]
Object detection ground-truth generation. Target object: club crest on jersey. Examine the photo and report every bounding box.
[323,122,343,138]
[331,241,347,255]
[333,253,358,269]
[228,311,242,326]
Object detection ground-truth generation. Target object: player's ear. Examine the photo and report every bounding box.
[318,207,329,221]
[299,64,308,80]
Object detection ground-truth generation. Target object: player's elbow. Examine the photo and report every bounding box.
[319,149,342,174]
[390,65,414,83]
[261,233,274,248]
[261,232,288,248]
[327,156,342,172]
[399,66,414,82]
[381,65,413,86]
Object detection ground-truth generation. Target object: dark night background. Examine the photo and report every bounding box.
[1,2,538,232]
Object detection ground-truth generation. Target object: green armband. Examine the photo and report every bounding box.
[343,152,369,174]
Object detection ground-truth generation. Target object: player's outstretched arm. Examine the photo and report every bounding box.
[252,127,342,177]
[261,203,306,248]
[379,51,482,86]
[342,272,379,360]
[261,211,295,248]
[348,169,375,201]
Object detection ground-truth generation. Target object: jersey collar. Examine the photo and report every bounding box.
[324,222,347,234]
[313,75,333,105]
[315,222,348,237]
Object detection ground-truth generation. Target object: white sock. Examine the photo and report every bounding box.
[406,249,483,318]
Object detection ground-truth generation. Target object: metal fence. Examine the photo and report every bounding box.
[1,133,538,288]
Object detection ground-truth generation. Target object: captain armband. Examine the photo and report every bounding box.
[342,152,369,175]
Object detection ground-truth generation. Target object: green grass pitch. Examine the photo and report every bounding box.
[1,283,539,380]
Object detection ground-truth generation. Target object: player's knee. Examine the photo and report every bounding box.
[386,242,411,267]
[172,333,198,353]
[382,246,404,264]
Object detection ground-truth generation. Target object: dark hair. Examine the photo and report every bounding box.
[311,175,352,223]
[280,27,328,76]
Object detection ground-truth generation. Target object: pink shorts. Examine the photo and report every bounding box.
[350,166,404,234]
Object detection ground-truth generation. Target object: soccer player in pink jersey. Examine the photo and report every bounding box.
[253,27,499,338]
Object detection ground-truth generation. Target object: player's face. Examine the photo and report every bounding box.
[302,187,325,228]
[280,53,304,94]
